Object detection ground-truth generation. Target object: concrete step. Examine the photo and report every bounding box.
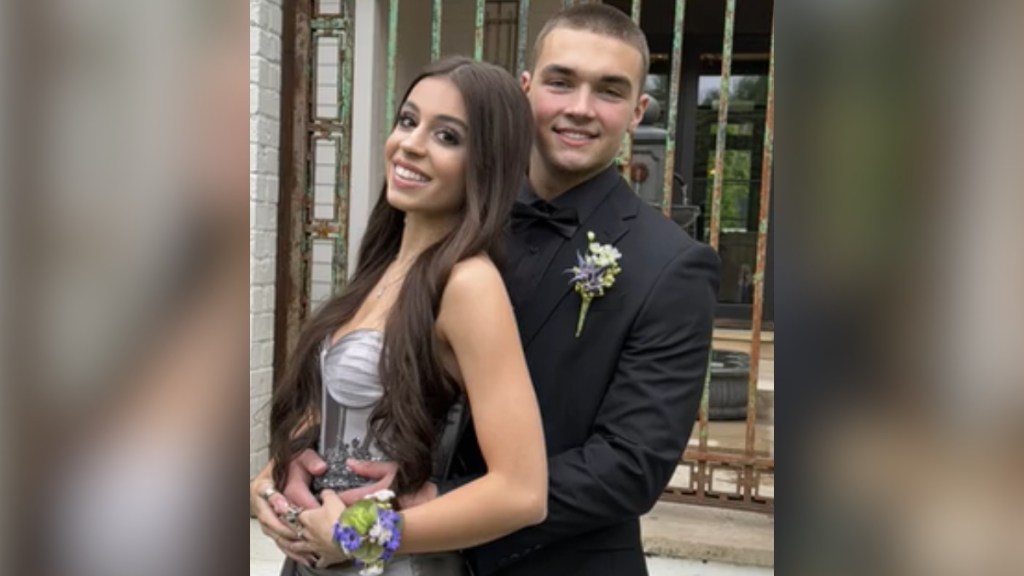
[713,329,773,360]
[642,501,774,568]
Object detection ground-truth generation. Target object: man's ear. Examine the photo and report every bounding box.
[629,93,651,133]
[520,71,532,95]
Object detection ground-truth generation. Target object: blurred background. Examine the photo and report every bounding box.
[785,0,1024,574]
[1,0,246,574]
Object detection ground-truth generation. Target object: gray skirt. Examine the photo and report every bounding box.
[282,553,468,576]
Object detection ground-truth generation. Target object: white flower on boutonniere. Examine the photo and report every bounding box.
[565,231,622,338]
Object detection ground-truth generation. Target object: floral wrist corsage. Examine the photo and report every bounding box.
[332,489,403,576]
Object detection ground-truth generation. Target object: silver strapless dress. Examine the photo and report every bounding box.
[285,329,467,576]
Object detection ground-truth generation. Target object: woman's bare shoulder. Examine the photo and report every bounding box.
[439,255,510,329]
[446,255,504,295]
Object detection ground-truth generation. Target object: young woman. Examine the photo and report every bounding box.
[251,57,546,575]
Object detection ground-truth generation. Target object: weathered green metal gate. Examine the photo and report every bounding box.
[277,0,774,515]
[275,0,356,375]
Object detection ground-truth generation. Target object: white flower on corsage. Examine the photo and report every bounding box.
[334,489,402,575]
[369,489,395,502]
[565,231,622,338]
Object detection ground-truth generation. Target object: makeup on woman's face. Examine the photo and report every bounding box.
[384,76,469,217]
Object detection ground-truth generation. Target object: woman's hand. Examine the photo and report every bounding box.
[297,490,351,568]
[250,469,320,567]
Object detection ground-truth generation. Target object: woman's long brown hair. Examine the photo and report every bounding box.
[270,57,533,494]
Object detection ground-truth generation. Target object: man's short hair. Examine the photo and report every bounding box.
[531,4,650,81]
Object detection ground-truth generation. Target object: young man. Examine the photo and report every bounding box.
[254,5,719,575]
[436,6,719,575]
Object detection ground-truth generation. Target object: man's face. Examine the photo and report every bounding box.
[522,28,649,183]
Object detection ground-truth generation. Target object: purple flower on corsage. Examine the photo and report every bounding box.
[333,489,403,576]
[378,509,401,532]
[381,529,401,561]
[335,525,363,553]
[384,525,401,551]
[565,231,622,337]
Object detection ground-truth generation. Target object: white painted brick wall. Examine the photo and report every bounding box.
[250,0,283,480]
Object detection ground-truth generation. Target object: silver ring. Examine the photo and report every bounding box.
[296,526,306,540]
[284,505,304,525]
[260,486,278,501]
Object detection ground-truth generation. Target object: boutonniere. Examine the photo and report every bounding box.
[565,231,622,338]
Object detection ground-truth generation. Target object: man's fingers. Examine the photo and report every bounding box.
[283,480,321,510]
[345,459,397,480]
[295,449,328,475]
[337,459,397,507]
[337,479,388,506]
[281,450,325,509]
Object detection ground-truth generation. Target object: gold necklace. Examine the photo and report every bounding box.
[373,257,414,299]
[373,273,406,299]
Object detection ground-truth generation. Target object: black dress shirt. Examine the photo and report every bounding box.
[505,165,621,310]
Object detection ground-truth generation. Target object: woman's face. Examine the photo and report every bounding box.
[384,76,469,218]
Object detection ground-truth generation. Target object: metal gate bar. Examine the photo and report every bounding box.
[277,0,775,515]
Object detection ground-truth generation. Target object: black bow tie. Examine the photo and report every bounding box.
[511,201,579,238]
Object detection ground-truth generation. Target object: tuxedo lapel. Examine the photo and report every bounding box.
[517,182,639,347]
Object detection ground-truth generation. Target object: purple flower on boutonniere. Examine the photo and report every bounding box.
[565,231,622,337]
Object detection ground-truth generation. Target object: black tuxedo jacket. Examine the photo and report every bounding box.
[444,172,720,576]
